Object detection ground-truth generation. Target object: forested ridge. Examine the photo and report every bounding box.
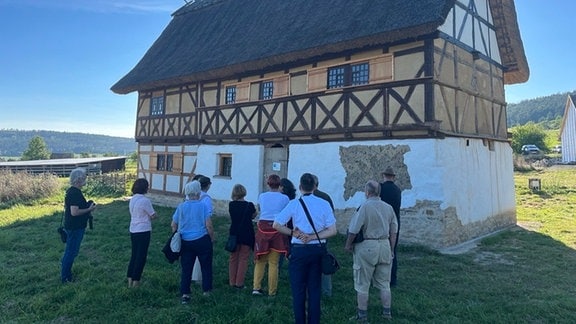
[0,129,136,156]
[507,90,576,127]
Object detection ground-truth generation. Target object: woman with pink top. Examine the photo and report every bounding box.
[127,178,157,288]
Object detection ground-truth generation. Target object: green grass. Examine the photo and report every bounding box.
[2,169,576,323]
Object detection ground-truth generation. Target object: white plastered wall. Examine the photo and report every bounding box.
[194,145,264,203]
[285,137,515,226]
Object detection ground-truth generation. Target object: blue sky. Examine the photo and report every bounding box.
[0,1,574,138]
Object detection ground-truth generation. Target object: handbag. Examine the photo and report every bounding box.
[170,231,182,253]
[224,234,237,252]
[170,205,185,253]
[321,250,340,275]
[162,232,180,264]
[163,206,183,263]
[57,212,67,243]
[298,198,340,275]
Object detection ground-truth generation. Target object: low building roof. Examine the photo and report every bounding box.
[0,156,126,167]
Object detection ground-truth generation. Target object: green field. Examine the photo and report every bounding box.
[1,168,576,323]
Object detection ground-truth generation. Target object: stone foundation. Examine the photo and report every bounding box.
[147,193,515,250]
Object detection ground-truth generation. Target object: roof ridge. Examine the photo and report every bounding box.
[174,0,227,16]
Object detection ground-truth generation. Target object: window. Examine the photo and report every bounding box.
[156,154,173,172]
[351,63,369,85]
[327,66,345,89]
[150,96,165,116]
[166,154,174,171]
[259,80,274,100]
[156,154,166,171]
[225,86,236,104]
[327,62,369,89]
[219,154,232,177]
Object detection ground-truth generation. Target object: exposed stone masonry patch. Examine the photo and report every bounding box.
[402,200,516,249]
[339,144,411,199]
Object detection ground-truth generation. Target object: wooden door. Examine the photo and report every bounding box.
[262,144,289,192]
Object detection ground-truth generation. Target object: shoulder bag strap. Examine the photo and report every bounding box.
[298,198,325,248]
[176,203,184,233]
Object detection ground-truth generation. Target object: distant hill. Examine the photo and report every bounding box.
[507,90,576,127]
[0,129,136,157]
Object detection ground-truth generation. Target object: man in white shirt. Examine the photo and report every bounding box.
[274,173,337,324]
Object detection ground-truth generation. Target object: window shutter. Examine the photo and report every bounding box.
[273,75,290,98]
[172,155,183,173]
[369,54,393,83]
[149,153,157,171]
[236,83,250,102]
[307,67,327,92]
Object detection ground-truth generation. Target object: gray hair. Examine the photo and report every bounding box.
[69,167,87,186]
[184,180,202,198]
[365,180,380,196]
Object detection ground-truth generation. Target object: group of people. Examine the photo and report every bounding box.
[60,166,402,323]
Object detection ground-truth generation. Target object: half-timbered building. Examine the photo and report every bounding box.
[112,0,529,249]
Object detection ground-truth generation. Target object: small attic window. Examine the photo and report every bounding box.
[150,96,165,116]
[259,80,274,100]
[225,86,236,104]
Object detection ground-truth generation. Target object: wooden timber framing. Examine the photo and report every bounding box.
[111,0,529,248]
[134,37,507,146]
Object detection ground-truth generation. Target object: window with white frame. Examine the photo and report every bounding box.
[150,96,165,116]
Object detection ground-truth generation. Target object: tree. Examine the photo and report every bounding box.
[21,136,51,160]
[510,123,547,153]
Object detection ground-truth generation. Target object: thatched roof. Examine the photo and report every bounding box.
[488,0,529,84]
[111,0,528,94]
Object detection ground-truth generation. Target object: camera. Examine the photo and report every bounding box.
[57,227,67,243]
[86,200,95,230]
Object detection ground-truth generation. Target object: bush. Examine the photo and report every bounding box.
[0,170,61,207]
[510,123,548,153]
[84,172,132,197]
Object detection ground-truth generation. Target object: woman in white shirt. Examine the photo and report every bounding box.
[252,174,290,296]
[127,178,156,288]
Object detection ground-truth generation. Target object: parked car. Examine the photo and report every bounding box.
[521,144,541,155]
[553,145,562,153]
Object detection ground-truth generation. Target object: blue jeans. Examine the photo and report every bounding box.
[289,244,324,324]
[180,235,213,294]
[61,228,85,283]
